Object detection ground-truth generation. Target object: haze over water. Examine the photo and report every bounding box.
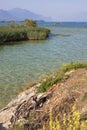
[0,22,87,108]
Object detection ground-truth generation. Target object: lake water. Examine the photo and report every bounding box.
[0,22,87,108]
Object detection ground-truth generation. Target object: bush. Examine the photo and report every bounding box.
[60,62,87,73]
[37,62,87,93]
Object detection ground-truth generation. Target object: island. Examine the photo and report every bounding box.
[0,19,50,44]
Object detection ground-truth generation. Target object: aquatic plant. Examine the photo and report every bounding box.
[0,25,50,43]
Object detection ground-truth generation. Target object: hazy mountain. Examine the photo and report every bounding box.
[0,8,52,21]
[0,9,14,21]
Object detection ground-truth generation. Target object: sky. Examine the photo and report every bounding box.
[0,0,87,21]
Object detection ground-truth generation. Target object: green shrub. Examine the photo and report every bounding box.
[37,62,87,93]
[60,62,87,73]
[24,19,36,27]
[37,71,65,93]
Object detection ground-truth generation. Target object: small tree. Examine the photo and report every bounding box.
[24,19,36,27]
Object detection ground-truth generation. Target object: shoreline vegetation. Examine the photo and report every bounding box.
[37,61,87,93]
[19,61,87,93]
[0,19,50,44]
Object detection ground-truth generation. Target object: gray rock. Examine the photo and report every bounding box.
[0,123,6,130]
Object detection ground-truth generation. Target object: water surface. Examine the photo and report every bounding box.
[0,23,87,108]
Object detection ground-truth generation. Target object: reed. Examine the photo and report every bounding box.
[0,26,50,44]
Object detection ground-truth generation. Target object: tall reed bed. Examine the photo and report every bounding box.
[0,26,50,43]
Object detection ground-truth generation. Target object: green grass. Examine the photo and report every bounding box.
[37,71,66,93]
[0,26,50,44]
[37,62,87,93]
[59,62,87,73]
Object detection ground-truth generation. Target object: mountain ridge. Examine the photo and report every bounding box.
[0,8,52,21]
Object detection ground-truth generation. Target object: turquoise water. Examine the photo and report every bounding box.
[0,25,87,107]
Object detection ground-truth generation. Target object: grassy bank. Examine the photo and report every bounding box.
[37,62,87,93]
[0,26,50,44]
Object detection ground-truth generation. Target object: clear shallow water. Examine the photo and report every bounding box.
[0,23,87,108]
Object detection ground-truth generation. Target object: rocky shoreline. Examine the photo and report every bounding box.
[0,68,87,130]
